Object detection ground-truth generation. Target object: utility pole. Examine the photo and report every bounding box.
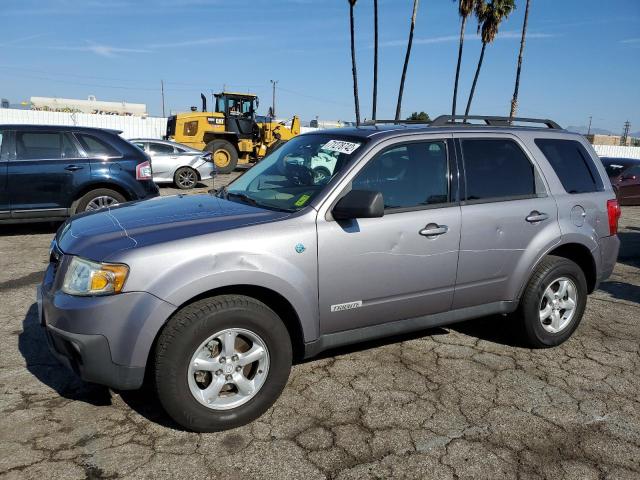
[270,80,278,118]
[587,115,592,136]
[621,120,631,146]
[160,80,165,117]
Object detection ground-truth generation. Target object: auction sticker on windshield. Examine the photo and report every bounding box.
[322,140,361,155]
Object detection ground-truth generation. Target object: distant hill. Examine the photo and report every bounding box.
[566,125,614,135]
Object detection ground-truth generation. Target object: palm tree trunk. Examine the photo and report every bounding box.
[350,3,361,125]
[395,0,419,121]
[452,15,467,117]
[372,0,379,121]
[464,41,486,117]
[509,0,530,120]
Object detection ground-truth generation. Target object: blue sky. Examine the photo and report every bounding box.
[0,0,638,132]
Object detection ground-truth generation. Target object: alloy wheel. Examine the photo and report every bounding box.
[187,328,270,410]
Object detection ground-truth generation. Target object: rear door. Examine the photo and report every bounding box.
[9,130,90,216]
[453,134,560,309]
[147,141,177,179]
[0,129,9,219]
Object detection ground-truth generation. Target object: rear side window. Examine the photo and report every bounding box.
[184,121,198,136]
[461,139,536,202]
[75,133,120,157]
[603,161,626,177]
[16,132,62,160]
[535,139,601,194]
[148,142,175,154]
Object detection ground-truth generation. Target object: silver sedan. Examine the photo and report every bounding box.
[129,139,215,190]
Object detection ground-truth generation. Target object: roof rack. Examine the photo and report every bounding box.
[429,115,562,129]
[360,119,431,126]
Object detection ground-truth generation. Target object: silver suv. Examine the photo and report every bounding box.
[38,115,621,432]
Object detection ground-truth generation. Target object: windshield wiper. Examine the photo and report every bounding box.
[226,191,294,213]
[227,191,260,207]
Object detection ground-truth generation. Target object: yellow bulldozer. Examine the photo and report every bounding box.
[166,92,301,173]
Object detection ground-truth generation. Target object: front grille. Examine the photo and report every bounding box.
[49,240,63,278]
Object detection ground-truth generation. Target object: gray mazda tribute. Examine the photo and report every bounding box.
[38,115,621,432]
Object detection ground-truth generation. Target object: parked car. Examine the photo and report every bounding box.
[0,125,158,223]
[129,138,214,190]
[39,116,620,432]
[600,157,640,206]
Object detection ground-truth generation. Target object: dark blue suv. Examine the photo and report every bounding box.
[0,125,159,223]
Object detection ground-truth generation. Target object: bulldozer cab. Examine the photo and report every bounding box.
[215,93,258,117]
[215,93,259,139]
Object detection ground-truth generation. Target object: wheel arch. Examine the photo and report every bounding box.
[150,284,306,366]
[546,243,597,293]
[70,181,132,214]
[517,241,598,301]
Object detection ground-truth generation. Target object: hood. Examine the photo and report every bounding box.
[57,194,290,261]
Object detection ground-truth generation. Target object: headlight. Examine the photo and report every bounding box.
[62,257,129,296]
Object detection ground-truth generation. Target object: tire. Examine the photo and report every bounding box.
[75,188,127,213]
[206,140,238,174]
[517,255,588,348]
[154,295,292,432]
[174,166,198,190]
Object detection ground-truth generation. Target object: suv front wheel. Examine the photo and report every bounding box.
[518,255,588,348]
[154,295,292,432]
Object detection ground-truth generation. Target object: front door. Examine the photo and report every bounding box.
[452,135,561,309]
[317,139,461,334]
[9,130,90,216]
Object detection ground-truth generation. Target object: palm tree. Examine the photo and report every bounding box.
[464,0,515,117]
[372,0,379,121]
[451,0,478,116]
[348,0,361,125]
[509,0,530,120]
[395,0,420,121]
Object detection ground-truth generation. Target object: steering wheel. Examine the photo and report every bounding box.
[285,163,314,186]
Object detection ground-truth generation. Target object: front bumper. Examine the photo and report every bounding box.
[44,320,145,390]
[38,259,176,390]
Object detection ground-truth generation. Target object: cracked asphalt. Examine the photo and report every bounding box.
[1,180,639,479]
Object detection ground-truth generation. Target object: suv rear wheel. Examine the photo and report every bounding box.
[154,295,292,432]
[76,188,126,213]
[517,255,587,348]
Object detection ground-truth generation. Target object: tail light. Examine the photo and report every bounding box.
[136,160,152,180]
[606,199,621,235]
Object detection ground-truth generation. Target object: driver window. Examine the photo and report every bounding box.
[353,141,449,210]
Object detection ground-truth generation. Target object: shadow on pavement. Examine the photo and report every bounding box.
[597,281,640,305]
[0,222,62,237]
[617,229,640,269]
[19,303,112,406]
[451,314,529,348]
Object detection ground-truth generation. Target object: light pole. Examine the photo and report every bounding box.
[270,80,278,118]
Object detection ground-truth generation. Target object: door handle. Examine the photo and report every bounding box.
[64,165,84,172]
[419,223,448,237]
[526,211,549,223]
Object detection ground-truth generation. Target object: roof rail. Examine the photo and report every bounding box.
[360,119,430,126]
[429,115,562,129]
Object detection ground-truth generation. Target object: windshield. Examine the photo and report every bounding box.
[221,134,365,212]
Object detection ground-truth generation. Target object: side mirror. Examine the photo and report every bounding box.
[333,190,384,220]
